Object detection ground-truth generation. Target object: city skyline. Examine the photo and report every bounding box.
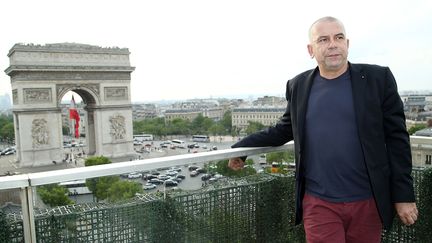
[0,0,431,102]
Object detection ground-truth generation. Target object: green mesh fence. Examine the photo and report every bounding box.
[0,168,430,243]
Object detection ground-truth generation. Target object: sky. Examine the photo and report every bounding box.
[0,0,431,103]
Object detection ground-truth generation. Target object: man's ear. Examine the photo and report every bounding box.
[307,44,314,58]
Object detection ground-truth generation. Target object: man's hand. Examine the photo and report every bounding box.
[228,158,245,171]
[395,202,418,226]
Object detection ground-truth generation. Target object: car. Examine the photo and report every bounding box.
[211,146,218,150]
[0,147,15,156]
[148,178,164,185]
[176,174,186,180]
[166,170,178,176]
[164,179,178,187]
[196,168,207,174]
[143,183,156,190]
[127,172,142,179]
[170,167,182,172]
[201,174,212,181]
[190,170,199,177]
[158,175,171,181]
[188,165,199,171]
[187,144,196,149]
[4,148,16,155]
[142,174,158,180]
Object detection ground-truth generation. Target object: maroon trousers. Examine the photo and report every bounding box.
[302,194,382,243]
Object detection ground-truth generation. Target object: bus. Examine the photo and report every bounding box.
[192,135,210,142]
[133,134,154,142]
[59,180,92,195]
[171,139,186,148]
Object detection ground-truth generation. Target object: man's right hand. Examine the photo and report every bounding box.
[228,158,245,171]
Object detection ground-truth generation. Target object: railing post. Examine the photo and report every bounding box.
[20,186,36,243]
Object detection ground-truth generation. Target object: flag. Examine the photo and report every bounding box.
[69,95,80,138]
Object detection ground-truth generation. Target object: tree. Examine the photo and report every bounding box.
[408,124,427,135]
[0,123,14,141]
[215,159,256,177]
[220,110,232,134]
[94,176,120,200]
[107,180,143,202]
[62,125,70,136]
[84,156,120,201]
[37,184,74,207]
[168,118,191,135]
[245,121,265,135]
[209,124,225,136]
[266,151,295,163]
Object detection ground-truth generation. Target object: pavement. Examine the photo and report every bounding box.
[0,136,239,176]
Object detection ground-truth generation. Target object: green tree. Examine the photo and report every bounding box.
[168,118,191,135]
[408,124,427,135]
[245,121,265,135]
[94,176,120,200]
[84,156,120,201]
[107,180,143,202]
[37,184,74,207]
[266,151,295,163]
[0,123,14,141]
[220,110,232,134]
[209,123,225,136]
[215,159,256,177]
[62,125,70,136]
[134,117,167,138]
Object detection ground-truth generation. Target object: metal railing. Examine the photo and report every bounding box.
[0,142,293,243]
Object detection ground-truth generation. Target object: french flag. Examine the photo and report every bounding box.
[69,95,80,138]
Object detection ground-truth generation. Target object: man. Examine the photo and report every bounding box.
[229,16,418,242]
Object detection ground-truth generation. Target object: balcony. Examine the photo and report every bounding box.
[0,142,429,242]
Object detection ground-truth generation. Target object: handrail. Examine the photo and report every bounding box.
[0,143,293,190]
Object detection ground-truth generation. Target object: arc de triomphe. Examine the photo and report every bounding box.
[5,43,136,167]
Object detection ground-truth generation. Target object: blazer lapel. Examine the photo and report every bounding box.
[297,68,318,147]
[349,63,367,135]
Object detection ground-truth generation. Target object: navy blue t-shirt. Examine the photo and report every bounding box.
[303,70,372,202]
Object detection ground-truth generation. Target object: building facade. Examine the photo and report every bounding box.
[232,107,285,131]
[410,136,432,167]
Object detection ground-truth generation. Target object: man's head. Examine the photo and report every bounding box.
[307,16,349,78]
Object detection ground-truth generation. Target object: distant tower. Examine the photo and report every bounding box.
[5,43,136,167]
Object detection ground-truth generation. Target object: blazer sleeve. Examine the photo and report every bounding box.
[382,67,415,202]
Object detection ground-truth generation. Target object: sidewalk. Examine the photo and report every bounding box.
[0,154,83,176]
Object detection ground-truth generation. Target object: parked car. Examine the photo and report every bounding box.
[143,183,156,190]
[165,170,178,176]
[148,179,164,185]
[0,147,15,156]
[127,172,142,179]
[188,165,199,171]
[201,174,212,181]
[142,174,158,180]
[190,170,199,177]
[170,167,182,172]
[164,179,178,187]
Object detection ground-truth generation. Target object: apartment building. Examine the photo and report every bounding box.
[232,107,285,131]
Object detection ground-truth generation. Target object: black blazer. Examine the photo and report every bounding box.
[232,62,415,229]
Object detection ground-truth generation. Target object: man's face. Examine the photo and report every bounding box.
[307,20,349,73]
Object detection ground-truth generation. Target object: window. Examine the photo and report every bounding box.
[426,155,432,165]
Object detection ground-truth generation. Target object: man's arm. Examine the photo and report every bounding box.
[382,67,417,225]
[229,80,295,170]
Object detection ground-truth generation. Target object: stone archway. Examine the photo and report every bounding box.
[5,43,136,167]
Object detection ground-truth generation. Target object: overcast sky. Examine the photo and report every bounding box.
[0,0,431,102]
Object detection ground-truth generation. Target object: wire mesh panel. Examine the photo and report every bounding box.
[0,169,430,242]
